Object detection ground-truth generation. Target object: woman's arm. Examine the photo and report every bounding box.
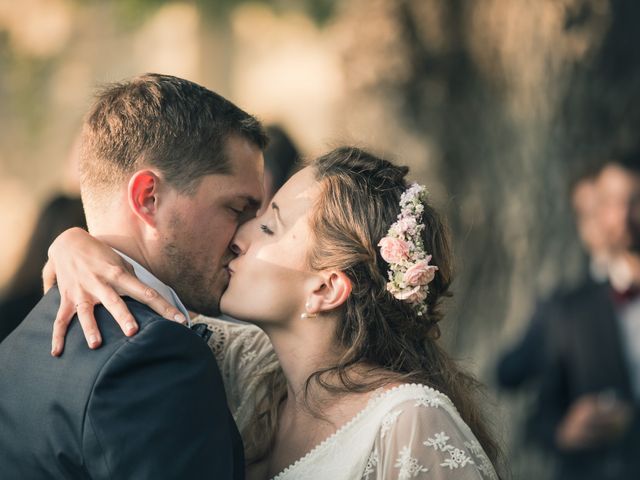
[46,227,186,356]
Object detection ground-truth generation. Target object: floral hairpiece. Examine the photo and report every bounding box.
[377,183,438,316]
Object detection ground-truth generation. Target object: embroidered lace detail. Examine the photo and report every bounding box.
[464,441,498,480]
[239,350,258,367]
[380,409,403,438]
[441,447,474,470]
[362,448,379,479]
[414,392,442,408]
[206,323,227,361]
[424,432,450,451]
[394,446,428,479]
[424,432,478,471]
[274,384,438,479]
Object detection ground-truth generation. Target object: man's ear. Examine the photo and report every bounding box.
[307,271,353,314]
[128,170,162,227]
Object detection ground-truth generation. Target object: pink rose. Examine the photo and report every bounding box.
[378,236,410,264]
[403,258,438,286]
[393,285,428,303]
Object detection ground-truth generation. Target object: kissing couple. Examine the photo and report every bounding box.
[0,74,499,479]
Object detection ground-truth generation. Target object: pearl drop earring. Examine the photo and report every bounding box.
[301,301,317,319]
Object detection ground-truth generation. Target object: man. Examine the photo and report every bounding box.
[0,74,267,478]
[532,160,640,480]
[496,170,608,389]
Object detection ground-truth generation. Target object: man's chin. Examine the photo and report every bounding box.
[186,303,221,318]
[180,292,221,318]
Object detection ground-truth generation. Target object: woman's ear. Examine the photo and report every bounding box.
[307,271,352,314]
[128,170,161,227]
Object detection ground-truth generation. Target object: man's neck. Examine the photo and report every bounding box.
[92,233,153,274]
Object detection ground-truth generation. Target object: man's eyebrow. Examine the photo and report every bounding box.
[239,195,261,209]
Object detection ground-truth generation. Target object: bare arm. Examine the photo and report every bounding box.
[45,227,186,356]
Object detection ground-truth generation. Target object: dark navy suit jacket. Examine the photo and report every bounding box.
[532,280,640,480]
[0,287,244,479]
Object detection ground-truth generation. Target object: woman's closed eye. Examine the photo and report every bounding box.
[260,224,274,235]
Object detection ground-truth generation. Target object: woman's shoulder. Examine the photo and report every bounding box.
[191,315,278,424]
[367,383,498,479]
[370,383,456,414]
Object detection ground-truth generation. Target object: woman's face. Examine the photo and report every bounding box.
[220,166,321,324]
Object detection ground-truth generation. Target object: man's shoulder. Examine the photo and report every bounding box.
[91,298,211,363]
[6,288,210,368]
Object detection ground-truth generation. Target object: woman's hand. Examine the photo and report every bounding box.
[45,227,187,356]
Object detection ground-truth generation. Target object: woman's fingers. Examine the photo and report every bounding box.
[51,298,76,356]
[75,301,101,350]
[42,259,57,293]
[99,284,139,336]
[107,270,186,323]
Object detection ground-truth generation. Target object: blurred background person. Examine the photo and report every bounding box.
[0,133,86,342]
[0,194,85,342]
[529,158,640,480]
[496,169,608,392]
[262,125,300,203]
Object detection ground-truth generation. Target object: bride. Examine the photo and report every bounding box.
[45,146,500,479]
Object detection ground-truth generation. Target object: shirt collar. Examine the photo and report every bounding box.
[113,249,191,327]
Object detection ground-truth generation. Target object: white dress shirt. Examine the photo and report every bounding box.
[114,249,191,327]
[618,297,640,400]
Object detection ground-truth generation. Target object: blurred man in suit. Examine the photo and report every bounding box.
[534,160,640,480]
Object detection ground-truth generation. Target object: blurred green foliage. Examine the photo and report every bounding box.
[74,0,338,27]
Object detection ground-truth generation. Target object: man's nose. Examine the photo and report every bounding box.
[229,221,251,255]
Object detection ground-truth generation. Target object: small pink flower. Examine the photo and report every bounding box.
[395,217,417,234]
[403,257,438,286]
[393,285,428,303]
[378,236,410,264]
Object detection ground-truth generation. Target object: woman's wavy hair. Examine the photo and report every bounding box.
[243,146,500,469]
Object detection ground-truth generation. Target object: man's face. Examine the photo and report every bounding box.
[596,165,638,254]
[153,135,264,315]
[572,179,607,257]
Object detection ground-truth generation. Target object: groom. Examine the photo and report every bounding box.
[0,74,266,478]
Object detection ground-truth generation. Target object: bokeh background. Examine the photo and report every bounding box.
[2,1,640,477]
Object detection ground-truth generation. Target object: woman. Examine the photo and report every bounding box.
[45,147,500,479]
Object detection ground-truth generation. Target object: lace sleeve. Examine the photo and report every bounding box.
[190,316,277,425]
[363,399,498,480]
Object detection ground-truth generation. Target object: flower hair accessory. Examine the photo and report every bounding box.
[377,183,438,316]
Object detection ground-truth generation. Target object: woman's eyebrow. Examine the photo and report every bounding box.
[272,202,284,225]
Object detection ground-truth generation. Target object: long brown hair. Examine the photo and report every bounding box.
[243,146,500,468]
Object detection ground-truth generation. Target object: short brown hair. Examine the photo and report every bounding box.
[80,73,267,210]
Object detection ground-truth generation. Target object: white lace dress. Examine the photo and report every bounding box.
[192,316,498,480]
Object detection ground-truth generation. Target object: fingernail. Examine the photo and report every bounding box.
[89,335,99,348]
[174,313,186,324]
[51,344,59,356]
[125,322,137,335]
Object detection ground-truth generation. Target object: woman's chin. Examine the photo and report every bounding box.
[219,293,243,320]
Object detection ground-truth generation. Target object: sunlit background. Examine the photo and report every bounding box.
[2,1,639,477]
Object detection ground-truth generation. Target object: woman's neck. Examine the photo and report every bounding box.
[261,314,343,407]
